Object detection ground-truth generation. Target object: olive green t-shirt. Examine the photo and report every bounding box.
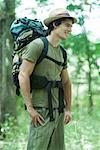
[22,38,67,108]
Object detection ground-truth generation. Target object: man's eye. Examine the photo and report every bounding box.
[66,23,72,28]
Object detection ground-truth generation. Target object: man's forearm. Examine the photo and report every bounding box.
[63,79,72,111]
[18,73,33,111]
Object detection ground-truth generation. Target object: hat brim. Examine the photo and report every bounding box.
[44,15,76,27]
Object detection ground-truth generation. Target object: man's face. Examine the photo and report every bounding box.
[54,19,73,40]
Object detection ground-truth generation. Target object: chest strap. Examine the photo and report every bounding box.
[45,56,65,66]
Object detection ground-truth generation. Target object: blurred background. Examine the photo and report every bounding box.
[0,0,100,149]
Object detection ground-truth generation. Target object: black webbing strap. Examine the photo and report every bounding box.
[36,37,48,64]
[45,56,65,66]
[60,45,67,67]
[46,80,65,121]
[58,87,65,114]
[47,82,54,121]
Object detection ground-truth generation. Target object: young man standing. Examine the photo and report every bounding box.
[18,8,76,150]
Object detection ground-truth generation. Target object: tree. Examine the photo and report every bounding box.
[0,0,16,123]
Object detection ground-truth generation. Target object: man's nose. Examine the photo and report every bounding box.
[67,27,72,32]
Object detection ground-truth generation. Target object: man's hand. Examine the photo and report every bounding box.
[64,111,72,124]
[28,108,45,126]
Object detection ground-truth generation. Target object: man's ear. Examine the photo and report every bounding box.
[53,20,62,28]
[53,22,57,29]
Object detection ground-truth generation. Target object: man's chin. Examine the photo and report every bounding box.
[62,36,67,40]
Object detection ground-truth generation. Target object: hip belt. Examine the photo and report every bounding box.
[31,74,65,121]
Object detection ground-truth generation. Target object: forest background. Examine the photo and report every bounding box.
[0,0,100,150]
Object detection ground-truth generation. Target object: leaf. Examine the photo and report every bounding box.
[78,16,85,26]
[36,0,48,4]
[67,4,82,11]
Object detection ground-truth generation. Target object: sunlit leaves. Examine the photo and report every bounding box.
[36,0,48,4]
[67,4,82,11]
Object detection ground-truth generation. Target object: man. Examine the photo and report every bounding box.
[18,8,76,150]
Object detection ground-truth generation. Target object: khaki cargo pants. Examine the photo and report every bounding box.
[27,107,66,150]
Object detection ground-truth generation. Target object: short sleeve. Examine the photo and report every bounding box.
[22,38,44,64]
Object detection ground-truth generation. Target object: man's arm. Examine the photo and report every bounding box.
[18,59,44,125]
[61,68,72,124]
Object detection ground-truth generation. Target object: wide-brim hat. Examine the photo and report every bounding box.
[44,8,77,27]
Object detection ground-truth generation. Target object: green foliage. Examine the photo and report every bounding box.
[36,0,48,4]
[0,1,4,11]
[62,33,99,69]
[15,0,21,7]
[65,96,100,149]
[65,109,100,150]
[78,15,85,26]
[62,33,90,56]
[0,114,17,140]
[0,97,29,150]
[67,4,82,11]
[95,43,100,56]
[62,31,100,100]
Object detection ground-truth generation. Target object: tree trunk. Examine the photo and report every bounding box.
[0,19,2,122]
[0,0,16,123]
[84,33,93,112]
[87,51,93,113]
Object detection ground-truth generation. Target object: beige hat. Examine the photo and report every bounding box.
[44,8,77,27]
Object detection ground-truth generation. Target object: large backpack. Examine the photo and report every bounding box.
[10,17,67,96]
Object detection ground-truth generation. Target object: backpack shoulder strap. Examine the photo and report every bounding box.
[60,45,67,66]
[36,37,48,65]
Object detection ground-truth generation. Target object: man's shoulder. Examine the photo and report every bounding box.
[22,38,45,63]
[24,37,45,53]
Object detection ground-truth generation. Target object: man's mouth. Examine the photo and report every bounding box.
[64,31,68,34]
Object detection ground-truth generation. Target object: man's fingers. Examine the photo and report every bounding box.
[64,115,71,124]
[38,114,45,122]
[31,114,45,126]
[34,117,38,126]
[37,117,43,125]
[64,111,72,121]
[37,114,45,125]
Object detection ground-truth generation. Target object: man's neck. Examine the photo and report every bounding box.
[47,33,60,48]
